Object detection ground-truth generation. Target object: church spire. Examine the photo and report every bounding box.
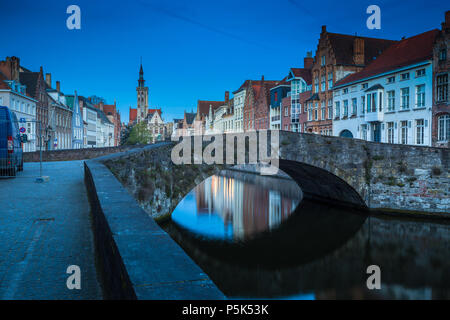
[138,57,145,87]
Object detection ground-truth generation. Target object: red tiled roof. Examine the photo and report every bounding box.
[103,104,116,115]
[129,107,137,123]
[290,68,312,85]
[129,107,161,123]
[327,32,397,66]
[197,100,224,117]
[335,29,439,87]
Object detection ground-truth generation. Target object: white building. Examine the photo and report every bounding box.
[0,77,37,152]
[332,30,437,146]
[233,86,246,132]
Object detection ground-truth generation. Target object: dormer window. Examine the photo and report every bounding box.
[387,76,395,84]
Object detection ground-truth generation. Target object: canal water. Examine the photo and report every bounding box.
[166,169,450,300]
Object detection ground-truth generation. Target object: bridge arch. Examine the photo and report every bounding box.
[278,159,367,209]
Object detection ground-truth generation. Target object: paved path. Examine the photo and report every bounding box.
[0,161,102,299]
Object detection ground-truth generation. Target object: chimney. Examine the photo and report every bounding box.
[45,73,51,87]
[99,101,104,111]
[353,37,365,65]
[261,75,265,83]
[321,25,327,33]
[224,91,229,103]
[443,10,450,31]
[1,56,21,81]
[56,80,60,93]
[304,51,314,69]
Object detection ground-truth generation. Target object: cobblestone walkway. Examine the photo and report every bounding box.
[0,161,102,299]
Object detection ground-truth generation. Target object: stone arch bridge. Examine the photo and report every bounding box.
[102,131,449,220]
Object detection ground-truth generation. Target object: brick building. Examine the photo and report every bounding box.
[306,26,397,135]
[254,76,278,130]
[101,101,122,146]
[432,11,450,147]
[237,78,278,132]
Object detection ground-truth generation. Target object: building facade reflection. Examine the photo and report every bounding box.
[188,171,302,240]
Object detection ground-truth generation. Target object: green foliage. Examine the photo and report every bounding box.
[125,122,152,145]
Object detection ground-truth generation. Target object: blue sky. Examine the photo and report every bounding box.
[0,0,447,122]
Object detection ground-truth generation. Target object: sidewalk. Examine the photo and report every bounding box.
[0,161,102,299]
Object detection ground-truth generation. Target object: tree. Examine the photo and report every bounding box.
[125,122,152,145]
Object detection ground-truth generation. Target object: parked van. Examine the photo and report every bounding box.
[0,106,23,176]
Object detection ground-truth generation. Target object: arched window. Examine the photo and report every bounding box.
[339,129,353,138]
[438,114,450,142]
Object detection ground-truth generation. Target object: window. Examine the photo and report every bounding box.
[362,83,368,90]
[343,100,348,117]
[438,114,450,141]
[416,69,425,77]
[321,55,326,66]
[308,103,313,121]
[335,101,340,118]
[321,103,326,120]
[400,121,408,144]
[361,96,365,114]
[436,74,448,102]
[328,99,332,119]
[387,122,394,143]
[416,119,424,145]
[416,85,425,107]
[387,76,395,84]
[285,107,288,116]
[328,72,333,89]
[367,92,377,112]
[401,73,410,81]
[321,75,326,91]
[314,77,319,93]
[314,102,318,120]
[439,48,447,61]
[401,88,410,110]
[387,90,395,111]
[343,88,349,94]
[352,98,357,115]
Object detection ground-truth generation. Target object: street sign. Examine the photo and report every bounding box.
[19,127,26,133]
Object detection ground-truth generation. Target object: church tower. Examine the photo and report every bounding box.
[136,61,149,122]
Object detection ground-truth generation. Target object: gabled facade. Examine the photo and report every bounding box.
[66,91,84,149]
[307,26,397,135]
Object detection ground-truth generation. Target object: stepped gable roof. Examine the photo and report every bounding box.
[335,29,439,87]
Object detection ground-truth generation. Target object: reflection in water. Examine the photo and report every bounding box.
[171,171,302,241]
[166,170,450,300]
